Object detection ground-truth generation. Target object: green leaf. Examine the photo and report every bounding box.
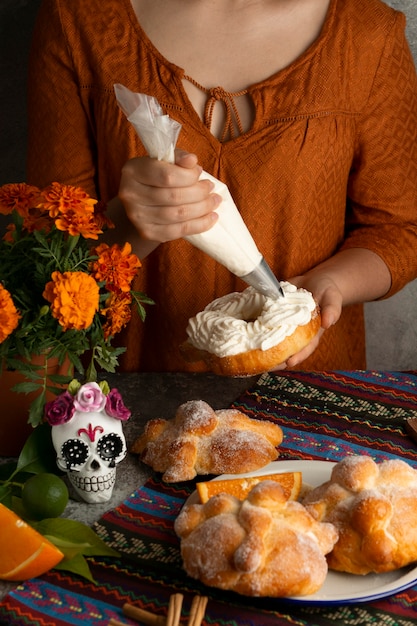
[63,233,80,259]
[98,380,110,395]
[0,484,13,507]
[26,517,120,582]
[0,461,18,481]
[131,290,155,305]
[12,381,42,394]
[68,378,82,395]
[47,373,74,385]
[9,496,26,518]
[15,423,56,475]
[85,359,98,382]
[28,391,47,428]
[44,536,92,551]
[53,552,96,583]
[131,291,155,322]
[32,518,120,558]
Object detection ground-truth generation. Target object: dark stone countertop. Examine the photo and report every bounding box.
[0,371,258,600]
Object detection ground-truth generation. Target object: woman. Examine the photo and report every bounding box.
[27,0,417,372]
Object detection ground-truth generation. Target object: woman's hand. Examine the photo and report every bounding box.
[269,274,342,370]
[291,272,343,330]
[117,150,221,255]
[275,247,391,369]
[282,273,342,368]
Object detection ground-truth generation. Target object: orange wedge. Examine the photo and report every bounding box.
[0,502,64,581]
[196,471,302,503]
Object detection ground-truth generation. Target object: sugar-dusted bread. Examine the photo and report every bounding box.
[180,285,321,377]
[130,400,283,482]
[174,480,338,597]
[180,306,321,377]
[302,455,417,575]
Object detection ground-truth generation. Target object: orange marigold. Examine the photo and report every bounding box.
[43,271,99,331]
[0,183,41,218]
[91,242,141,292]
[0,284,21,343]
[40,182,97,219]
[3,209,52,242]
[55,210,103,239]
[93,200,115,231]
[101,291,133,339]
[22,207,52,234]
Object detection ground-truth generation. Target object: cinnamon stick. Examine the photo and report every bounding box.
[122,603,166,626]
[166,593,184,626]
[108,619,128,626]
[187,596,208,626]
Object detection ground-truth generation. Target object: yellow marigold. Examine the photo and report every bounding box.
[91,242,141,292]
[40,182,97,219]
[43,271,99,331]
[0,284,20,342]
[101,291,132,339]
[0,183,41,217]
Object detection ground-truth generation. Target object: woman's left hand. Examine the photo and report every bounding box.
[276,272,343,368]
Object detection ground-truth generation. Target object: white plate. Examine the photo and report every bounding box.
[191,459,417,604]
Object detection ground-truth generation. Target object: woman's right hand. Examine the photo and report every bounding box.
[118,150,221,250]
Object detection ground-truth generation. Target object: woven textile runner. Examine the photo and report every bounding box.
[2,370,417,626]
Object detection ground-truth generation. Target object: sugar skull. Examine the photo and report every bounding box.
[46,381,131,503]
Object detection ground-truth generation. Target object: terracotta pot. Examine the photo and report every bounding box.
[0,355,73,457]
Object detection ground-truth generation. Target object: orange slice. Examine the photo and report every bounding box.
[196,471,302,503]
[0,502,64,581]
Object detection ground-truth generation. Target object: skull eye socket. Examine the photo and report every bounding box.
[61,438,89,468]
[97,433,124,461]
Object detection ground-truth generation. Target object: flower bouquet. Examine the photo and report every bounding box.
[0,181,153,428]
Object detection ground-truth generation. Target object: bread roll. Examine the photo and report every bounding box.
[174,480,338,596]
[302,455,417,574]
[180,283,321,376]
[130,400,283,482]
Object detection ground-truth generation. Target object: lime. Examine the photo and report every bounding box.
[21,473,69,520]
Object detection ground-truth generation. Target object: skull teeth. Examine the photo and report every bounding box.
[69,471,116,492]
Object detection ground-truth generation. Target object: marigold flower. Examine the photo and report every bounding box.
[40,182,97,219]
[0,284,21,342]
[55,210,103,239]
[93,200,115,231]
[3,209,52,242]
[101,291,132,339]
[0,183,41,217]
[43,271,99,331]
[2,223,16,243]
[91,242,141,292]
[22,208,52,233]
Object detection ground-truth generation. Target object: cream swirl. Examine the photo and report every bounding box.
[186,282,317,357]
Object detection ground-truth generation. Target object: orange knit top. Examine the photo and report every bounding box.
[27,0,417,372]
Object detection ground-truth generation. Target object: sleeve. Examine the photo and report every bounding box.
[341,12,417,297]
[26,0,98,197]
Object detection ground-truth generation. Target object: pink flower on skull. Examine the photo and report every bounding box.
[105,388,131,420]
[73,382,106,413]
[44,391,75,425]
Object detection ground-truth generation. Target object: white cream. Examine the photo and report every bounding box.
[185,171,262,276]
[186,282,317,357]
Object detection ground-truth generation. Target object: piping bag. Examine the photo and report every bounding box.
[114,84,284,299]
